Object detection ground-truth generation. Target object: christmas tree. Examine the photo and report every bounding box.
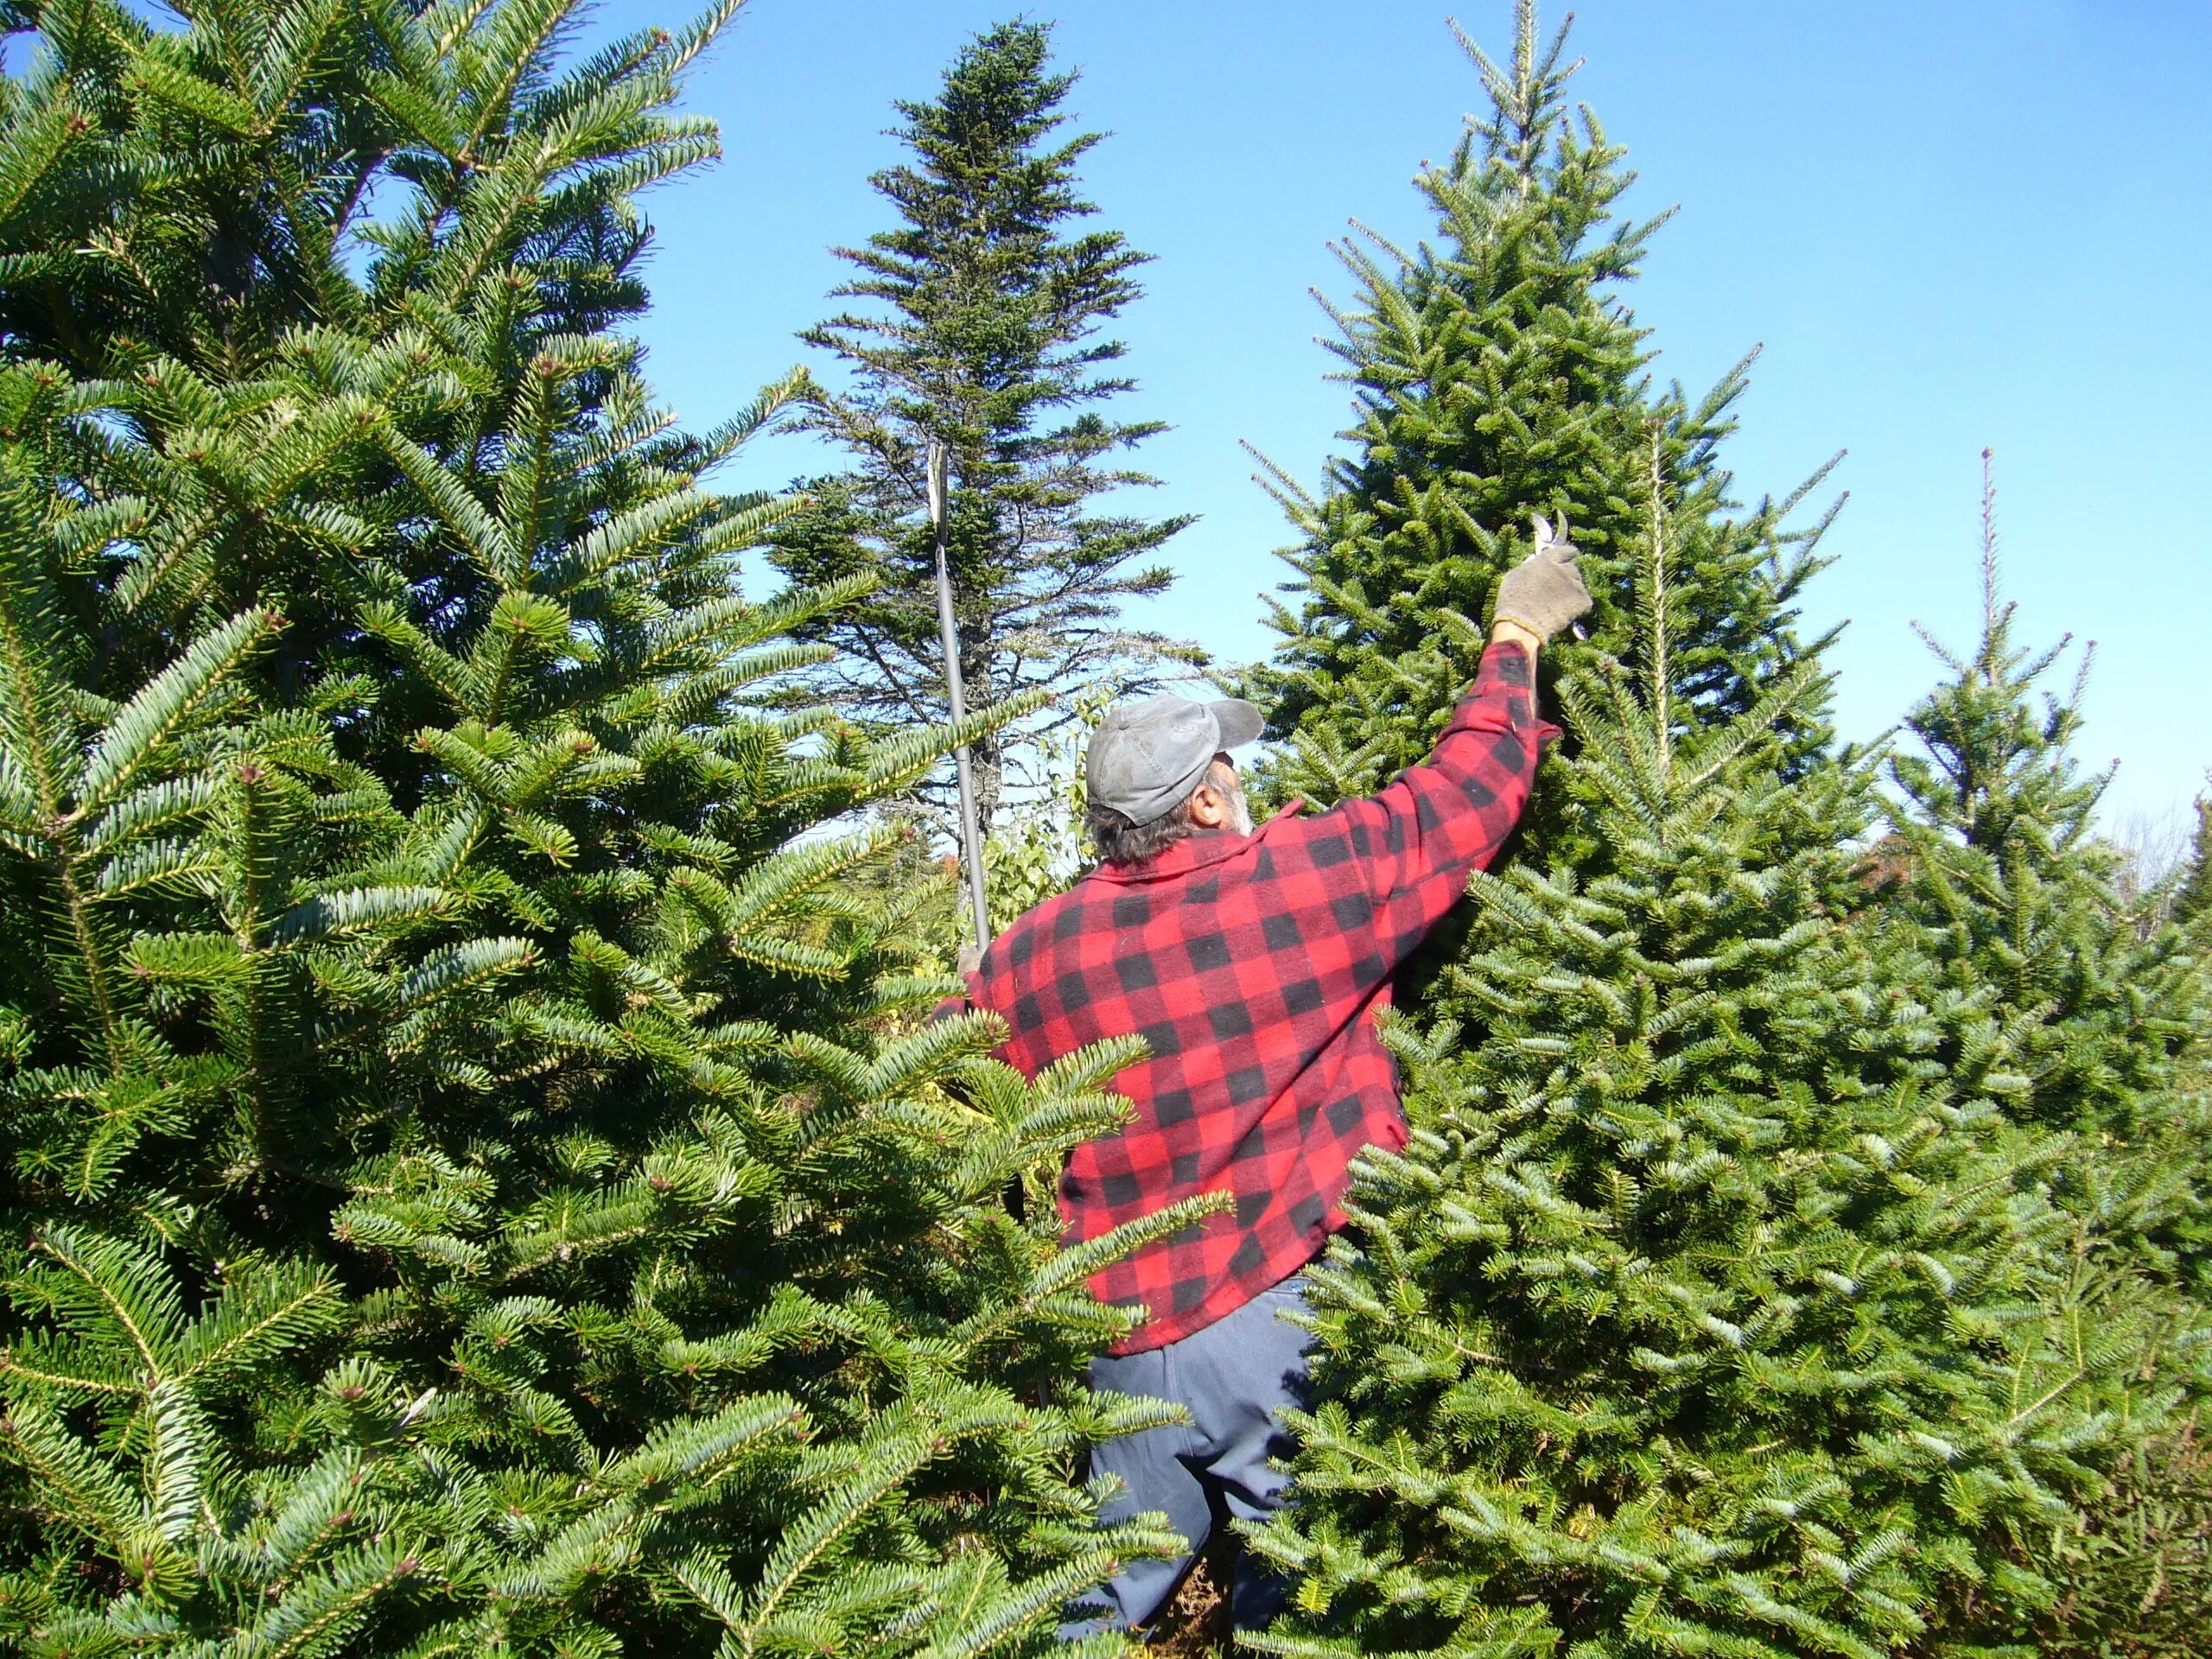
[1246,447,2127,1659]
[771,19,1195,833]
[1243,14,2133,1651]
[1878,454,2211,1284]
[1875,457,2212,1652]
[2177,795,2212,934]
[0,2,1197,1652]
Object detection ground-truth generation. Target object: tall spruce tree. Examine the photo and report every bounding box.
[1244,432,2130,1659]
[0,3,1197,1653]
[770,19,1193,832]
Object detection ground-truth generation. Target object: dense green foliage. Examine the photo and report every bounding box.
[0,1,2202,1655]
[771,19,1193,831]
[0,3,1187,1654]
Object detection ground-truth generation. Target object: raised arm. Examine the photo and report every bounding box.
[1280,516,1592,969]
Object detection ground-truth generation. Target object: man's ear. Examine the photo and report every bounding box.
[1187,778,1229,830]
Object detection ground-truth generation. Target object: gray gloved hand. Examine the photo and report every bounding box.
[1491,512,1593,642]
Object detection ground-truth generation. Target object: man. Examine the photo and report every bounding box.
[951,521,1592,1637]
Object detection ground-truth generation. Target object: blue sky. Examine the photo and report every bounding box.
[607,0,2210,842]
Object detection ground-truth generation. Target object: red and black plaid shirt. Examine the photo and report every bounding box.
[957,643,1557,1352]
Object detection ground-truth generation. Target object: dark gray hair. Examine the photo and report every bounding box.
[1087,796,1201,868]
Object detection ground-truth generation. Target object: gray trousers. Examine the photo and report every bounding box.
[1061,1274,1313,1639]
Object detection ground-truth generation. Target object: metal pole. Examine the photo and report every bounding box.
[927,442,991,957]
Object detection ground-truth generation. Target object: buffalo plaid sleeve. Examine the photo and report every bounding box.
[1293,641,1558,967]
[929,969,990,1026]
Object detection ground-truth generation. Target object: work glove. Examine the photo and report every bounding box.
[1491,512,1593,642]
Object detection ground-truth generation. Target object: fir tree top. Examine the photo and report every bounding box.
[819,19,1139,442]
[1257,3,1837,819]
[1883,453,2210,1153]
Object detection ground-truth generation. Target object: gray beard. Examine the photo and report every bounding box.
[1223,779,1253,837]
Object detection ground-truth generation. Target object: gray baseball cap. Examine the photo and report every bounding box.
[1087,693,1264,825]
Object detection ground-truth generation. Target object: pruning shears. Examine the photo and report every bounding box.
[1531,511,1590,641]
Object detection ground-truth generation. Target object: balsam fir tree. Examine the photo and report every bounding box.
[1874,458,2212,1653]
[1254,3,1836,832]
[0,2,1197,1654]
[1245,442,2131,1659]
[771,19,1194,832]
